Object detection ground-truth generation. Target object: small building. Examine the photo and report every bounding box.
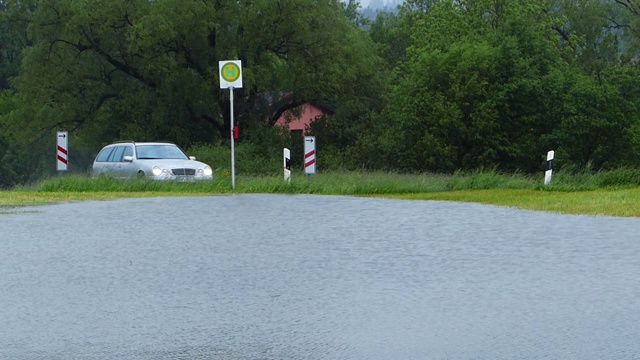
[275,103,333,135]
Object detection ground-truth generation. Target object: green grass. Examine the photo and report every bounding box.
[2,170,640,217]
[385,189,640,217]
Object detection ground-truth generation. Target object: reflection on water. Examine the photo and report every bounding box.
[1,195,639,359]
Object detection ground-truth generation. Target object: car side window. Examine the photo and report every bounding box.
[123,146,133,158]
[108,146,126,162]
[96,147,114,162]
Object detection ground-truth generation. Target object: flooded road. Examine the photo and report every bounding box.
[1,194,639,359]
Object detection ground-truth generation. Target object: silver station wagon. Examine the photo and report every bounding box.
[92,141,213,181]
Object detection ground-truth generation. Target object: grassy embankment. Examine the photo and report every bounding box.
[2,169,640,217]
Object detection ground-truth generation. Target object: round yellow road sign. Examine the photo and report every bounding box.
[221,62,241,83]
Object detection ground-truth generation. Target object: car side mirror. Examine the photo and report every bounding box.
[123,155,133,162]
[189,156,196,160]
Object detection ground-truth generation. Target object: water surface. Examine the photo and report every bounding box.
[1,195,639,359]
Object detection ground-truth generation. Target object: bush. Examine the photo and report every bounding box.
[188,140,287,177]
[595,168,640,188]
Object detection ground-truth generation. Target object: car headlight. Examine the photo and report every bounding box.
[152,166,170,176]
[203,166,213,176]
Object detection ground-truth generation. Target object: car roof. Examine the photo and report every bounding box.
[133,142,177,146]
[107,141,177,147]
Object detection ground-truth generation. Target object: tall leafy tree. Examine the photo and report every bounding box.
[0,90,27,187]
[368,7,411,69]
[613,0,640,49]
[548,64,640,168]
[384,0,569,172]
[545,0,640,168]
[553,0,631,75]
[1,0,35,90]
[0,0,36,186]
[9,0,377,147]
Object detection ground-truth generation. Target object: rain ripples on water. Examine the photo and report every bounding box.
[1,195,639,359]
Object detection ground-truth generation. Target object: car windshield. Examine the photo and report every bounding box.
[136,144,189,160]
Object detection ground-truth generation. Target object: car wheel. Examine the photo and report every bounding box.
[137,170,145,178]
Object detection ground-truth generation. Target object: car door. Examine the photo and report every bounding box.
[93,146,115,175]
[107,146,126,178]
[114,145,136,178]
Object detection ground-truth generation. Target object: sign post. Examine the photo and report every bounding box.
[304,136,316,176]
[56,131,68,173]
[219,60,243,189]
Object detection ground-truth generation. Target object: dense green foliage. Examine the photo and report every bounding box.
[2,0,640,188]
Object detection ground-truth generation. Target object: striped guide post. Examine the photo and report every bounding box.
[57,131,68,172]
[544,150,554,186]
[304,136,316,175]
[284,148,291,183]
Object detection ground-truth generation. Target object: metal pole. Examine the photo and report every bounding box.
[230,87,236,189]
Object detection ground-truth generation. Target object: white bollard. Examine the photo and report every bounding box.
[544,150,554,185]
[283,148,291,183]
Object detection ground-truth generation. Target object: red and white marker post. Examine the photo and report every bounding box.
[56,131,68,172]
[304,136,316,176]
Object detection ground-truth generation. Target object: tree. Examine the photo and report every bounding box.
[0,90,28,187]
[613,0,640,50]
[9,0,374,140]
[0,0,36,90]
[368,8,411,69]
[542,0,640,169]
[548,63,640,169]
[383,0,573,172]
[7,0,380,176]
[551,0,632,76]
[0,0,36,186]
